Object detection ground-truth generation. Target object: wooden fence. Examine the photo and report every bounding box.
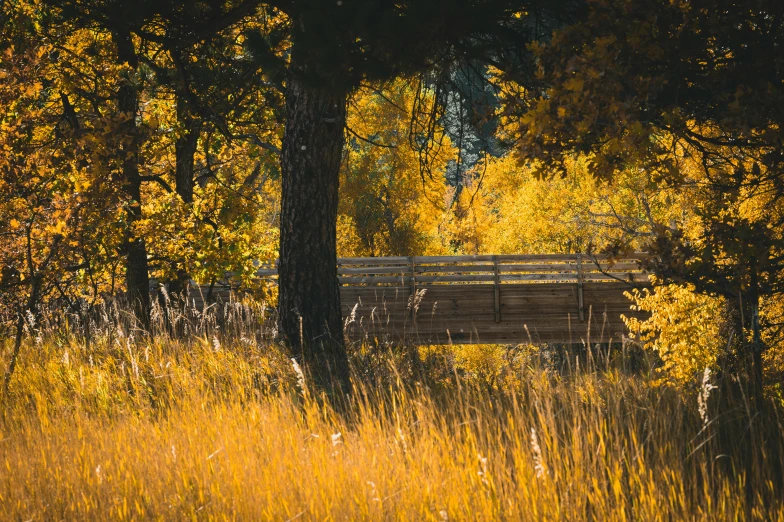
[255,254,651,345]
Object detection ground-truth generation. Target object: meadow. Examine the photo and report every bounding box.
[1,301,782,521]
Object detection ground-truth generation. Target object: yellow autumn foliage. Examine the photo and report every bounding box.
[338,81,455,257]
[444,153,686,256]
[623,281,725,385]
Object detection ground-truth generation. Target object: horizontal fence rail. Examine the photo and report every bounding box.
[154,254,651,344]
[256,253,650,285]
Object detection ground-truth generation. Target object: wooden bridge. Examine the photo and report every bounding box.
[256,254,650,345]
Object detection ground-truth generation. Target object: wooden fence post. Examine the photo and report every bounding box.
[409,256,417,326]
[493,255,501,323]
[576,253,585,322]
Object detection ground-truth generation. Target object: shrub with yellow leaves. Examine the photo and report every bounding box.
[623,280,725,385]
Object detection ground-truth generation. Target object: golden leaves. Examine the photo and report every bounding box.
[563,77,583,93]
[339,80,455,257]
[24,81,42,97]
[623,282,724,385]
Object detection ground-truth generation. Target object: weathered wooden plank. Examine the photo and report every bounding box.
[339,256,411,265]
[398,329,631,340]
[376,310,638,325]
[501,273,580,282]
[410,254,582,263]
[344,314,642,343]
[338,266,410,275]
[410,255,508,263]
[583,280,642,287]
[582,273,650,282]
[417,273,494,283]
[499,263,576,272]
[339,274,501,284]
[414,265,495,274]
[339,285,410,293]
[377,318,629,330]
[344,283,581,294]
[338,275,411,284]
[257,256,648,284]
[342,292,598,306]
[386,332,629,346]
[398,322,632,332]
[583,262,644,272]
[582,286,646,296]
[496,254,578,262]
[399,329,633,341]
[208,255,651,345]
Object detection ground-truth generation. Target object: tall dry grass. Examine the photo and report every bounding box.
[1,298,783,520]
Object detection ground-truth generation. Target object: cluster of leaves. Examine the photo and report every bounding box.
[497,0,784,390]
[440,154,688,255]
[623,282,725,386]
[0,23,126,329]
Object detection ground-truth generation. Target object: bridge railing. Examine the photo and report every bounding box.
[255,253,650,286]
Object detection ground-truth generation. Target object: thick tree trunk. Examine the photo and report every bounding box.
[114,29,150,329]
[277,49,350,389]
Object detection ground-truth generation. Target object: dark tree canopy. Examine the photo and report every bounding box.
[23,0,580,389]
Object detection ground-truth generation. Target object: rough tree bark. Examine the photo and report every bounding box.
[114,29,150,329]
[277,46,350,389]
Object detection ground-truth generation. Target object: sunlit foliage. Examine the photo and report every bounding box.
[337,81,455,257]
[623,281,725,385]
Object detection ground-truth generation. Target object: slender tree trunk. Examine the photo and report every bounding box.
[748,265,765,405]
[175,96,199,206]
[113,29,150,329]
[719,283,765,407]
[168,95,202,307]
[3,273,42,397]
[3,311,26,398]
[277,46,350,389]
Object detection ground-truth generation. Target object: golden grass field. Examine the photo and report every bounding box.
[1,303,783,520]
